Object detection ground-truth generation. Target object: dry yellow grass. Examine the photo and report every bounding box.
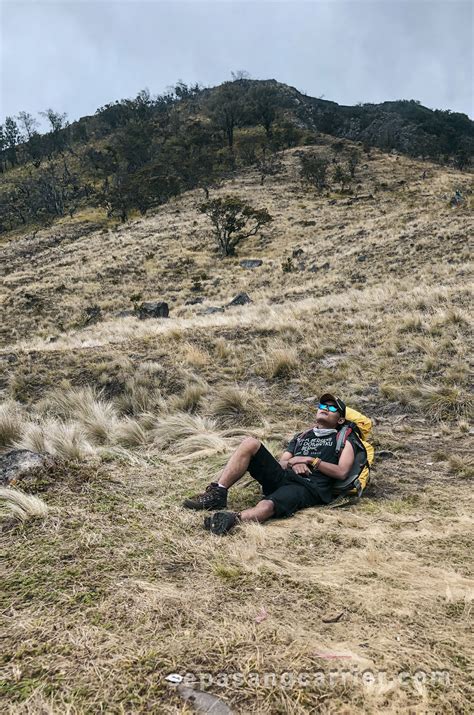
[0,137,473,713]
[0,487,49,523]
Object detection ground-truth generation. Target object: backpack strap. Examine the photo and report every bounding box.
[333,426,369,497]
[335,424,352,455]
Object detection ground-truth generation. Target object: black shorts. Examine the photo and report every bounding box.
[247,445,324,518]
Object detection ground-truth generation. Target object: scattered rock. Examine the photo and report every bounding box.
[177,685,233,714]
[0,450,55,487]
[377,450,398,460]
[83,305,101,325]
[201,307,225,315]
[185,297,204,305]
[227,292,252,307]
[357,254,367,262]
[138,301,169,319]
[292,248,304,257]
[240,259,263,269]
[0,353,18,364]
[322,611,345,623]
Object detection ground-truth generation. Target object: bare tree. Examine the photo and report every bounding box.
[40,108,68,133]
[17,111,39,140]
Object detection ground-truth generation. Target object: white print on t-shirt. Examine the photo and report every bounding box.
[297,436,335,455]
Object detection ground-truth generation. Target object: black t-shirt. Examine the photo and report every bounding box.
[286,428,358,504]
[287,429,341,465]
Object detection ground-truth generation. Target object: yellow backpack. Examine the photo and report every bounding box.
[332,406,375,499]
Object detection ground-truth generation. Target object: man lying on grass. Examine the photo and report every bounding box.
[183,393,360,535]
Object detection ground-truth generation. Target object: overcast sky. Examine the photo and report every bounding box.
[1,0,473,130]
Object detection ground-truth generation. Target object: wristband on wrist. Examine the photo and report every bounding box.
[311,457,321,470]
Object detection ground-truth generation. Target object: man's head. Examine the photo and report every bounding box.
[315,393,346,428]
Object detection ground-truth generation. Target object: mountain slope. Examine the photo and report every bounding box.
[1,138,473,714]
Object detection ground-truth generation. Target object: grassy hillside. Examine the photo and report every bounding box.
[1,137,473,713]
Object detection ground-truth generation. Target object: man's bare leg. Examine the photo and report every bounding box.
[238,499,274,523]
[217,437,261,489]
[183,437,262,511]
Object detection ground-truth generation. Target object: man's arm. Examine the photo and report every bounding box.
[278,451,294,469]
[314,441,355,481]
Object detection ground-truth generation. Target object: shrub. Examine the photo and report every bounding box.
[299,153,329,193]
[199,195,272,257]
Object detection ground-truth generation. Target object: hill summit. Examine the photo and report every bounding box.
[1,78,472,236]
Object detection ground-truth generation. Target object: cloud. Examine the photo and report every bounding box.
[1,0,472,125]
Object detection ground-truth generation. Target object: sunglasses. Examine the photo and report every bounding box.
[318,403,339,413]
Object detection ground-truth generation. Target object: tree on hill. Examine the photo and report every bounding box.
[248,83,280,137]
[2,117,21,168]
[207,82,248,149]
[199,195,272,257]
[300,153,329,193]
[333,164,351,191]
[39,109,69,155]
[348,149,360,177]
[17,111,39,140]
[40,108,68,134]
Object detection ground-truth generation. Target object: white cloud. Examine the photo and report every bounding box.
[1,0,472,124]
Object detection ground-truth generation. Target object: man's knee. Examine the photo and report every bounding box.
[259,499,275,517]
[240,436,261,455]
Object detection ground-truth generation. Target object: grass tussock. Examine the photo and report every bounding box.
[169,381,208,413]
[41,387,118,443]
[419,384,473,421]
[448,455,474,479]
[0,402,25,451]
[113,368,166,416]
[152,412,219,449]
[0,487,49,522]
[152,411,249,461]
[209,385,263,427]
[13,421,48,453]
[182,342,211,367]
[114,417,154,447]
[47,421,95,460]
[260,345,299,379]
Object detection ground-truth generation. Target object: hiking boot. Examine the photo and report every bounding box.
[204,511,240,535]
[183,482,228,511]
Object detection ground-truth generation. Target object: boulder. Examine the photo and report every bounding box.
[0,450,55,486]
[83,305,101,325]
[200,306,225,315]
[138,301,169,319]
[227,292,252,307]
[240,259,263,269]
